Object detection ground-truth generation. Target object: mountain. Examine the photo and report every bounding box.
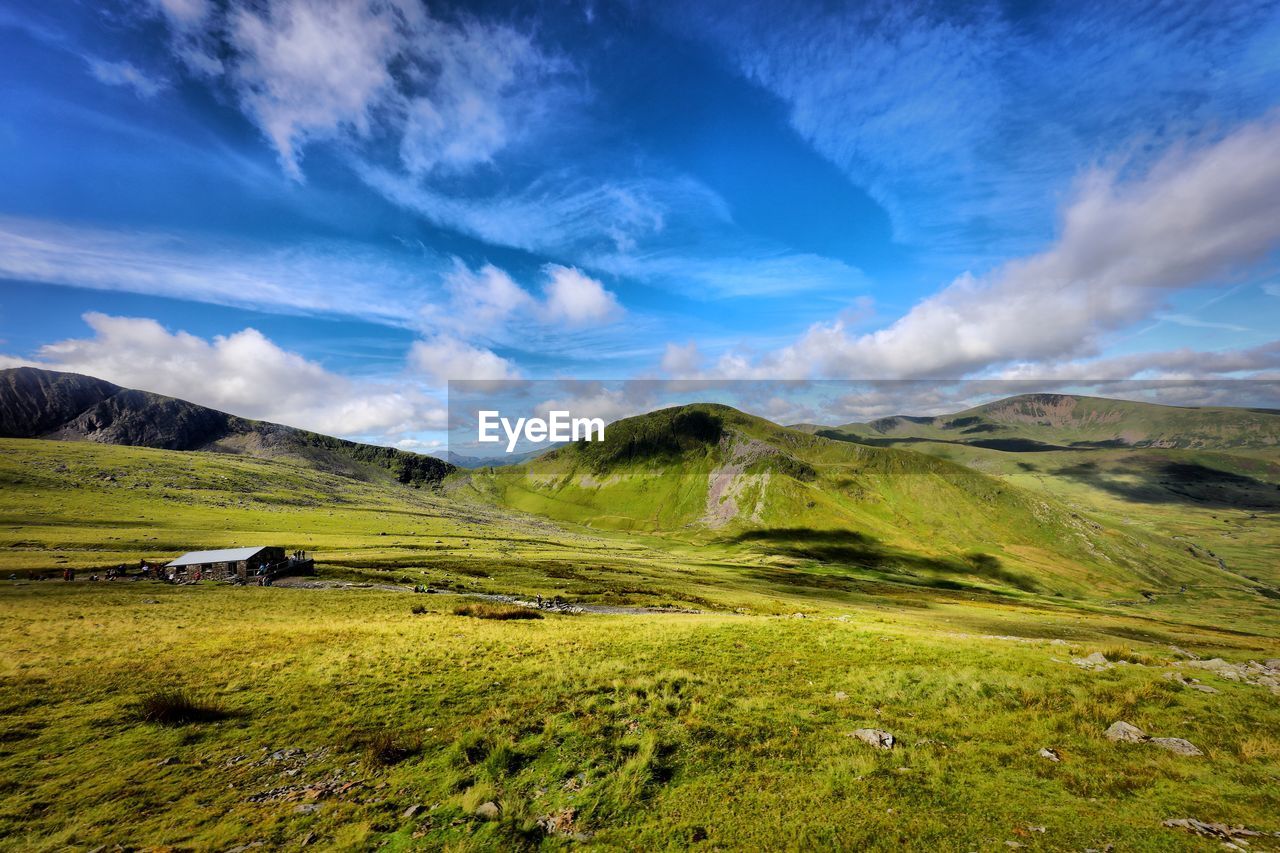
[814,393,1280,452]
[459,403,1234,597]
[0,367,453,487]
[442,447,551,468]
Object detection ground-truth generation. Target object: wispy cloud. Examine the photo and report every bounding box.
[676,0,1280,258]
[357,163,716,257]
[145,0,570,181]
[0,216,448,330]
[1154,314,1251,333]
[85,58,168,98]
[585,248,868,298]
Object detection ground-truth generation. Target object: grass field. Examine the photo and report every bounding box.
[2,433,1279,850]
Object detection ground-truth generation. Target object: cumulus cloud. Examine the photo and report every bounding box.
[660,341,702,376]
[541,265,621,325]
[421,258,623,339]
[408,335,521,384]
[682,116,1280,380]
[23,313,444,437]
[86,58,167,97]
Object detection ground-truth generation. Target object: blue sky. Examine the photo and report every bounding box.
[1,0,1279,448]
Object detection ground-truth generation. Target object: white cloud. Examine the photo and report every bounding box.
[541,265,621,326]
[397,17,559,175]
[147,0,566,182]
[227,0,402,179]
[996,341,1280,381]
[420,258,623,339]
[660,341,702,376]
[23,313,445,437]
[357,164,687,256]
[86,58,167,98]
[150,0,213,30]
[686,116,1280,380]
[0,216,447,330]
[408,336,521,384]
[585,248,868,298]
[1265,283,1280,297]
[423,260,534,333]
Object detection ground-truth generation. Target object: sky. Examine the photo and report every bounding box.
[1,0,1279,451]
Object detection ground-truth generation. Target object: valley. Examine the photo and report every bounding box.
[1,371,1279,849]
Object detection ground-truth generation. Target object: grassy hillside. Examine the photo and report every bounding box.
[460,404,1257,600]
[1,432,1279,850]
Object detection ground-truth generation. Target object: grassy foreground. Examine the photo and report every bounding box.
[1,436,1279,849]
[2,582,1279,851]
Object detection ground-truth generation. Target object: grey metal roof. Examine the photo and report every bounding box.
[166,546,271,568]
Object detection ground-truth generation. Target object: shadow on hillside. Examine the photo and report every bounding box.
[1054,459,1280,510]
[725,527,1039,593]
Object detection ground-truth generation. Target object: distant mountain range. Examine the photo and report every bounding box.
[798,392,1280,452]
[0,367,454,486]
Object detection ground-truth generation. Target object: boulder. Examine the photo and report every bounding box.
[474,802,500,821]
[851,728,895,749]
[1151,737,1203,756]
[1038,747,1061,762]
[1104,721,1148,743]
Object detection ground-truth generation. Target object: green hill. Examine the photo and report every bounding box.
[458,404,1250,598]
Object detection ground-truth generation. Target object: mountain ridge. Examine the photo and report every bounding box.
[0,367,454,487]
[813,392,1280,451]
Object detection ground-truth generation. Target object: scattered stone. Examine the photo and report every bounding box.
[1163,671,1220,694]
[1162,818,1274,842]
[156,756,178,767]
[536,807,579,837]
[1038,747,1061,762]
[402,804,421,820]
[833,691,848,701]
[1168,645,1200,660]
[1181,657,1280,694]
[1071,652,1112,671]
[293,803,321,815]
[1150,737,1203,756]
[474,801,500,821]
[1104,721,1148,743]
[850,728,895,749]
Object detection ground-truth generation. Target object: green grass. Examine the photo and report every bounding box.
[1,432,1278,849]
[1,583,1278,850]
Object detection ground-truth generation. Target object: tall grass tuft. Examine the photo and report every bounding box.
[359,730,423,766]
[136,689,229,725]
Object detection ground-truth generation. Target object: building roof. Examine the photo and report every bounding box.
[166,546,272,568]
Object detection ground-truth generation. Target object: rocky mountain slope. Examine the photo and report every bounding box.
[0,367,453,486]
